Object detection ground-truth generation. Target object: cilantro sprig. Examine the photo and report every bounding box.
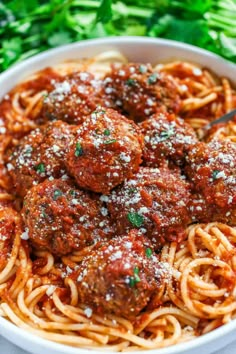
[1,0,236,73]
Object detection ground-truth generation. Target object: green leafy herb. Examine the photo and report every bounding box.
[69,189,77,196]
[41,211,47,218]
[139,64,147,73]
[103,129,110,136]
[75,142,83,157]
[212,170,220,180]
[53,189,63,200]
[129,266,141,288]
[34,162,45,174]
[96,0,113,24]
[48,31,72,47]
[148,73,158,84]
[145,248,152,258]
[159,127,175,141]
[128,187,138,194]
[104,139,117,144]
[126,78,136,86]
[24,146,33,156]
[127,212,144,228]
[1,0,236,73]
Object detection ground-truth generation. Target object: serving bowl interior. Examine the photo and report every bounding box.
[0,36,236,354]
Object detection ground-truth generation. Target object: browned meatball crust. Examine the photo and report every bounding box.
[185,139,236,224]
[102,63,181,122]
[22,179,113,255]
[42,72,103,125]
[6,121,75,197]
[107,167,192,247]
[139,112,198,167]
[66,107,143,193]
[74,230,165,319]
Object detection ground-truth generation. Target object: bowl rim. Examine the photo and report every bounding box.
[1,36,236,81]
[0,36,236,354]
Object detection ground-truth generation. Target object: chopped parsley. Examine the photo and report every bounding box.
[128,187,138,194]
[69,189,77,196]
[104,139,117,144]
[94,109,106,115]
[53,189,63,200]
[41,211,47,218]
[127,212,144,228]
[75,142,83,157]
[159,127,175,141]
[139,64,147,73]
[126,78,136,86]
[148,73,158,84]
[24,147,33,156]
[103,129,110,136]
[34,162,45,174]
[129,266,141,288]
[145,248,152,258]
[212,170,221,180]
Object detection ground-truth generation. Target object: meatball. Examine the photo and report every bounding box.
[42,72,103,125]
[140,112,198,167]
[185,139,236,225]
[74,230,164,319]
[22,179,113,255]
[6,121,75,197]
[102,63,181,122]
[66,107,143,193]
[107,167,191,247]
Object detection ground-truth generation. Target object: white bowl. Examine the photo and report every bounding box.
[0,37,236,354]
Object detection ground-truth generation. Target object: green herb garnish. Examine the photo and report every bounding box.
[148,73,158,84]
[128,187,138,194]
[103,129,110,136]
[126,78,136,86]
[104,139,117,144]
[127,212,144,228]
[1,1,236,73]
[129,267,141,288]
[159,128,175,141]
[53,189,63,200]
[34,162,45,174]
[75,142,83,157]
[212,170,220,180]
[145,248,152,258]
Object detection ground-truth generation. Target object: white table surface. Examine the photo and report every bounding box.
[1,335,236,354]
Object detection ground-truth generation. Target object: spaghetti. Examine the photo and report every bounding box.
[0,52,236,351]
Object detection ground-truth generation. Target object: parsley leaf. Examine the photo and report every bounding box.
[212,170,220,180]
[34,162,45,174]
[126,78,136,86]
[2,37,22,70]
[145,248,152,258]
[53,189,63,200]
[75,142,83,157]
[148,73,158,84]
[159,127,175,141]
[96,0,113,24]
[103,129,110,136]
[129,266,141,288]
[127,212,144,228]
[104,139,117,144]
[48,31,72,47]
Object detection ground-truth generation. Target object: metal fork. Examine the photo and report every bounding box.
[200,108,236,140]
